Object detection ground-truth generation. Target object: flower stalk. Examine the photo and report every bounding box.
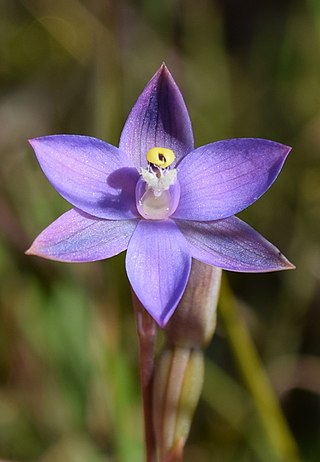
[132,292,157,462]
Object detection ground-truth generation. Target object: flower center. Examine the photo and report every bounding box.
[136,147,180,220]
[146,147,176,168]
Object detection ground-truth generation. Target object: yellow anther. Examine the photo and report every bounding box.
[146,147,175,168]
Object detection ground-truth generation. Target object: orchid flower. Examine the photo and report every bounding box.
[27,64,294,327]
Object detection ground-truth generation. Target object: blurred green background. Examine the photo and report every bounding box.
[1,0,320,461]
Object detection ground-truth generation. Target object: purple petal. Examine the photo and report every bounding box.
[29,135,139,220]
[174,138,291,220]
[26,208,138,262]
[119,64,194,169]
[177,216,295,272]
[126,219,191,326]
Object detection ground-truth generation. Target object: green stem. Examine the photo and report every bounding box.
[132,292,158,462]
[219,277,301,462]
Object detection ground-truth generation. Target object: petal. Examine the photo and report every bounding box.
[126,219,191,326]
[174,138,291,220]
[119,64,194,169]
[26,208,138,262]
[177,216,295,272]
[29,135,139,220]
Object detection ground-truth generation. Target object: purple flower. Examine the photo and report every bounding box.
[27,64,294,327]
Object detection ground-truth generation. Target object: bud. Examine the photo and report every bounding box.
[153,260,222,461]
[153,346,204,461]
[165,260,222,348]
